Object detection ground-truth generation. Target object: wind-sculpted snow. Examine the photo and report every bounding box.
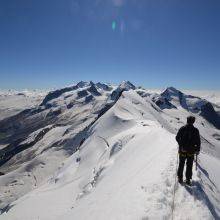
[0,82,220,219]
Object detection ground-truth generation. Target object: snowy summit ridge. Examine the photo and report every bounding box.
[0,81,220,220]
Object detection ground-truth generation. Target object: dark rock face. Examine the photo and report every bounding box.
[154,97,177,109]
[46,108,62,117]
[77,90,89,98]
[85,95,94,103]
[40,85,78,106]
[178,91,188,110]
[97,103,114,118]
[200,102,220,129]
[77,81,89,88]
[67,102,74,109]
[88,84,101,96]
[96,82,112,91]
[136,90,151,98]
[111,89,123,101]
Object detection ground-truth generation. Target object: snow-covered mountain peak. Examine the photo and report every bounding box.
[95,82,113,91]
[161,86,183,100]
[76,81,90,88]
[39,81,112,108]
[119,80,136,90]
[110,81,136,101]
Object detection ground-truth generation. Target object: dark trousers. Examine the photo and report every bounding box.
[177,154,194,180]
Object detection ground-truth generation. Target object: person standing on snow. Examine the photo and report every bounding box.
[176,116,201,185]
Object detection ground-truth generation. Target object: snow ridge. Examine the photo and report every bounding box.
[0,82,220,220]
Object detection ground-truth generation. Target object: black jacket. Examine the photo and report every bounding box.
[176,124,201,154]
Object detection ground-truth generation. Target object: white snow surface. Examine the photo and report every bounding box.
[1,89,220,220]
[0,90,47,120]
[0,85,220,220]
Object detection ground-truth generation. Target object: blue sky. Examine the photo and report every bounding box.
[0,0,219,90]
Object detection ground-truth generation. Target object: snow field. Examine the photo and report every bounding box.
[0,85,220,220]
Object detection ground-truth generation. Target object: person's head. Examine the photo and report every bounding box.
[187,116,195,125]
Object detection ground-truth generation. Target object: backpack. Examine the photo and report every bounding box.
[180,125,195,153]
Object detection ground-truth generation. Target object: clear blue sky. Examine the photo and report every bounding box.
[0,0,219,90]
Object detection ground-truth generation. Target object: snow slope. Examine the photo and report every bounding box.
[1,89,220,220]
[0,83,220,220]
[0,81,115,209]
[0,90,46,121]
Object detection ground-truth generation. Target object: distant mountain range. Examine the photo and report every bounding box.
[0,81,220,219]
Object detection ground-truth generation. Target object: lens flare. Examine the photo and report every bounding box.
[112,21,116,31]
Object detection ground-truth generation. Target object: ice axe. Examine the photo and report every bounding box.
[195,154,198,171]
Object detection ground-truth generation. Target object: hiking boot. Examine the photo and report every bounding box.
[178,177,183,184]
[185,179,191,186]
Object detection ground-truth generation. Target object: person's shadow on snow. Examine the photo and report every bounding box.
[184,181,220,219]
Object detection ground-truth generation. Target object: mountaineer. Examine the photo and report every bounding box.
[176,116,201,185]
